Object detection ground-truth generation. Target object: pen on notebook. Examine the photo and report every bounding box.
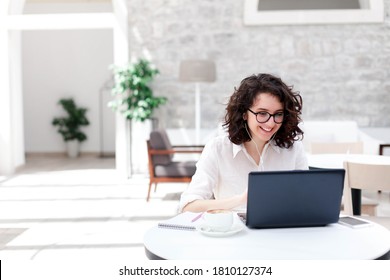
[191,212,203,222]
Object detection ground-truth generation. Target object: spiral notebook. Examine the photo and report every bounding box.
[158,212,203,231]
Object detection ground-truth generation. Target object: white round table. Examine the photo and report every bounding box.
[144,215,390,260]
[307,153,390,215]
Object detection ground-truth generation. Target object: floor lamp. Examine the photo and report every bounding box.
[179,60,216,144]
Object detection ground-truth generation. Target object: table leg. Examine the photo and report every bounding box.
[145,247,165,260]
[351,188,361,215]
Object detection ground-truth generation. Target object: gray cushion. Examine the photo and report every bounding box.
[155,161,197,177]
[149,130,173,165]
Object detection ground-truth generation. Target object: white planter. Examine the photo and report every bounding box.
[66,140,80,158]
[130,119,155,174]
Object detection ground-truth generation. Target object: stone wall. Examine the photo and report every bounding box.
[127,0,390,130]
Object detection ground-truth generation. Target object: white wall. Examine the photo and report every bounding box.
[22,29,115,153]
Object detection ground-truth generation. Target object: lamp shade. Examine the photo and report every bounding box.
[179,60,216,83]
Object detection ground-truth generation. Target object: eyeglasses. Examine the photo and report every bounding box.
[247,108,284,124]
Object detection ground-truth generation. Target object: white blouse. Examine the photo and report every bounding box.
[179,135,308,212]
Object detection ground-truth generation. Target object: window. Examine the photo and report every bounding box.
[257,0,362,11]
[244,0,384,25]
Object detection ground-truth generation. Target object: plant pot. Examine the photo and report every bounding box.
[66,140,80,158]
[130,119,155,174]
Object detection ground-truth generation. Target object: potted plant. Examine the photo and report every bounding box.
[109,59,167,173]
[108,58,167,122]
[52,98,89,158]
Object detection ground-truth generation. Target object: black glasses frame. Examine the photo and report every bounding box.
[247,108,284,124]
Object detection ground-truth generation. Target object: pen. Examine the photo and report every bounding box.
[191,212,203,222]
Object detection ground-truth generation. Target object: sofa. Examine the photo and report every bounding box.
[301,121,383,155]
[169,120,383,155]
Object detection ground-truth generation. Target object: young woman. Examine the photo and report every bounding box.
[180,73,308,213]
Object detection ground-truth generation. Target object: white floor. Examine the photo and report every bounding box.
[0,155,186,261]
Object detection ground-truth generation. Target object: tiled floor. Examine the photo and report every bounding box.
[0,154,185,260]
[0,154,389,261]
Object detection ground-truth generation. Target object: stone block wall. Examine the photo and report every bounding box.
[126,0,390,131]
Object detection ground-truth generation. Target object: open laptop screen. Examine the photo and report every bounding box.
[246,169,345,229]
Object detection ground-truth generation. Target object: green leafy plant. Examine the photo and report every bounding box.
[109,59,167,122]
[52,98,89,142]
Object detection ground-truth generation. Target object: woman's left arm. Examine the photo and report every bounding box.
[295,141,309,170]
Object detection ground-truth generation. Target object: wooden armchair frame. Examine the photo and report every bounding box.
[146,140,203,201]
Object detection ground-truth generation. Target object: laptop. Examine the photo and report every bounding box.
[245,169,345,229]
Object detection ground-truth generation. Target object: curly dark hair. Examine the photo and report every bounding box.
[223,73,303,149]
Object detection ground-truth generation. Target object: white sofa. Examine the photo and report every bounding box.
[301,121,383,155]
[169,120,383,155]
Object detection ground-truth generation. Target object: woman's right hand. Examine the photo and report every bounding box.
[183,189,248,213]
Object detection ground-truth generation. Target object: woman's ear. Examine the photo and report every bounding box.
[242,113,247,121]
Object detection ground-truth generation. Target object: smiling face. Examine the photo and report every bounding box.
[245,92,284,144]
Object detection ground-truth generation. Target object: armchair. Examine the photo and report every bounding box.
[146,129,203,201]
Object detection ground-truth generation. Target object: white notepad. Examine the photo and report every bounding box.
[158,212,203,231]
